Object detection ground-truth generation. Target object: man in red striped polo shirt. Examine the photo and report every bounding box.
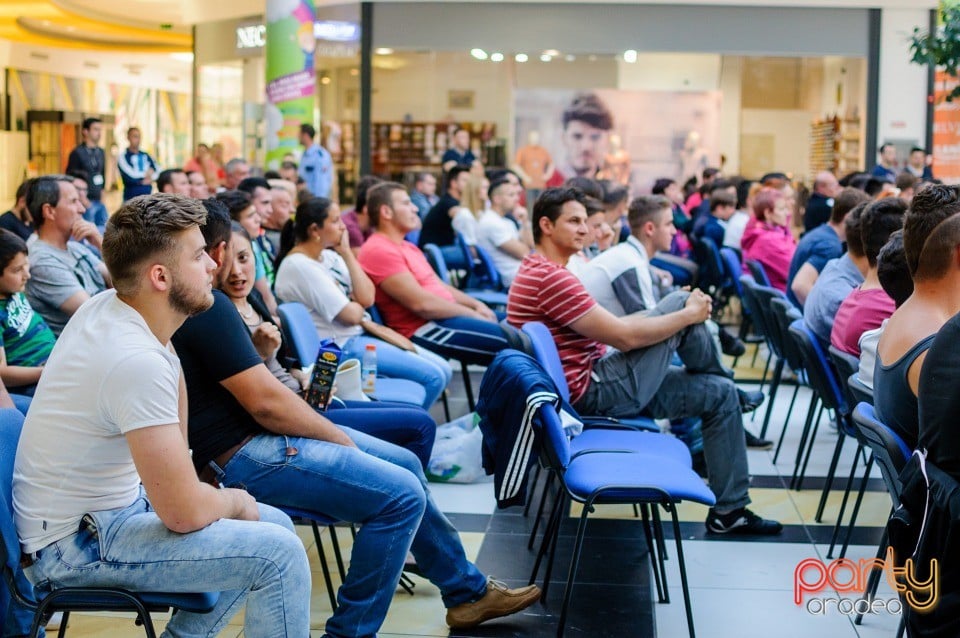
[506,187,782,536]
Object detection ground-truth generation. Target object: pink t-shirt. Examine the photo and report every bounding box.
[507,253,606,403]
[830,287,896,356]
[741,220,797,293]
[358,233,454,338]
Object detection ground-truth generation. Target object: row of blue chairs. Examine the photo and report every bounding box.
[490,321,716,638]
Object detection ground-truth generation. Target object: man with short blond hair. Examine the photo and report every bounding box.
[14,194,312,637]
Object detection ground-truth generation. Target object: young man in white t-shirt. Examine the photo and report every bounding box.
[476,179,533,285]
[12,194,311,637]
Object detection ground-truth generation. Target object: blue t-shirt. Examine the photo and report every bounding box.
[803,254,864,345]
[871,164,897,184]
[299,143,334,198]
[441,148,476,167]
[787,224,843,308]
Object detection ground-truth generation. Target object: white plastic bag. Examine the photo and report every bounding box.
[426,413,489,483]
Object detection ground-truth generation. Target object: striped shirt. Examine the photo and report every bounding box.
[0,293,55,367]
[507,253,606,403]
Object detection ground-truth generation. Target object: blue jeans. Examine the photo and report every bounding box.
[220,426,488,638]
[325,399,437,469]
[341,335,452,409]
[412,317,508,366]
[24,491,311,638]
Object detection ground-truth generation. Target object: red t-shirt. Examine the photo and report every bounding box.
[507,253,606,403]
[358,233,455,337]
[830,287,896,356]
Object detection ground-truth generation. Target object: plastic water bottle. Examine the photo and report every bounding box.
[362,344,377,394]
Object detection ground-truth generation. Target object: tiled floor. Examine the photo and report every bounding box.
[49,345,905,637]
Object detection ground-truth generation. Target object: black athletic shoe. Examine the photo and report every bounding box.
[744,429,773,450]
[738,389,765,414]
[719,329,747,357]
[706,507,783,535]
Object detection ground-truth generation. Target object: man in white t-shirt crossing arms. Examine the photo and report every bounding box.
[476,178,533,286]
[12,193,311,637]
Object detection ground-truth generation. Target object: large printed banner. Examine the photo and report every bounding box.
[514,89,722,194]
[265,0,316,170]
[933,70,960,185]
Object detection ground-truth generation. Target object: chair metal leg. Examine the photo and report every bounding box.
[528,471,556,550]
[328,524,347,581]
[759,359,784,438]
[826,447,863,559]
[751,351,773,421]
[398,572,416,595]
[789,394,819,489]
[668,503,697,638]
[530,485,564,587]
[57,611,69,638]
[815,432,847,522]
[556,499,593,638]
[460,363,476,412]
[311,521,339,611]
[651,505,669,564]
[523,464,542,517]
[541,494,569,602]
[795,404,827,491]
[640,505,666,603]
[773,383,801,464]
[441,389,451,422]
[856,525,891,626]
[839,454,874,560]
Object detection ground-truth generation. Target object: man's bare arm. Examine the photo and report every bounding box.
[127,424,258,533]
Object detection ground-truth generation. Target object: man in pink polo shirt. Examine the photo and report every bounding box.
[358,182,508,365]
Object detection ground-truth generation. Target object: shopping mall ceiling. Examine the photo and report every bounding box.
[0,0,265,51]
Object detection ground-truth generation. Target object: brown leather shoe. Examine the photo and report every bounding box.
[445,578,541,629]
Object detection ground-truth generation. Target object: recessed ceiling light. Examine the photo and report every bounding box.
[470,48,488,60]
[320,76,331,85]
[540,54,552,62]
[543,49,560,57]
[374,47,393,55]
[623,49,638,63]
[515,53,528,63]
[490,52,504,62]
[565,54,575,62]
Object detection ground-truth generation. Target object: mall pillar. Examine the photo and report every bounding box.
[265,0,316,170]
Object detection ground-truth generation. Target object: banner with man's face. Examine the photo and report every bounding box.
[514,89,722,194]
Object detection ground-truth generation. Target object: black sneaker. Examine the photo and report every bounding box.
[744,429,773,450]
[705,507,783,535]
[719,329,747,357]
[738,389,765,414]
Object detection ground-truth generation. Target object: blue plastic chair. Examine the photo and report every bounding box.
[745,259,771,287]
[0,410,219,638]
[850,403,910,633]
[520,322,659,433]
[423,242,509,308]
[277,302,427,408]
[787,319,868,557]
[533,402,714,638]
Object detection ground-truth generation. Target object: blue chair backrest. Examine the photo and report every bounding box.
[852,402,911,506]
[828,346,873,408]
[0,410,26,587]
[537,402,571,471]
[368,304,385,325]
[788,319,847,415]
[470,244,504,291]
[692,236,724,290]
[720,247,744,298]
[405,229,421,245]
[769,298,806,374]
[750,284,789,359]
[455,232,474,270]
[521,322,572,403]
[422,243,451,285]
[746,259,771,287]
[277,302,321,369]
[740,275,776,351]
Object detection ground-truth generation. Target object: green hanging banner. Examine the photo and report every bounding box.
[265,0,316,170]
